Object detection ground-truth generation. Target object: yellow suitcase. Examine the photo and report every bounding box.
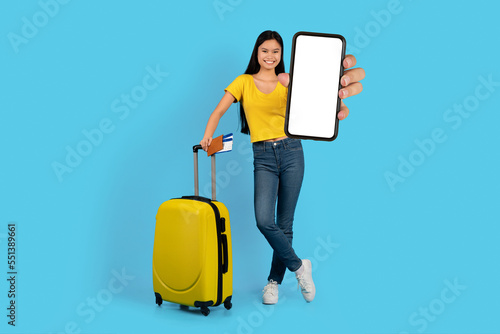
[153,145,232,316]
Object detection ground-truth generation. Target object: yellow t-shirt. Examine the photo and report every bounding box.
[225,74,288,143]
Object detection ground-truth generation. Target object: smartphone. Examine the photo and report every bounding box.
[285,32,346,141]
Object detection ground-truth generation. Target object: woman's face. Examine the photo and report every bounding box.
[257,39,281,71]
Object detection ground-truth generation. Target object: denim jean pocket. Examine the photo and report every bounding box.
[285,139,302,151]
[252,143,266,157]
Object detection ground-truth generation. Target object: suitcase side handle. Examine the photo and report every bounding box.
[192,145,216,201]
[221,234,229,274]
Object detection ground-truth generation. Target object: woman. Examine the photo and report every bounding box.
[200,30,365,304]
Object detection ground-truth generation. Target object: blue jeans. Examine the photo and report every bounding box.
[253,137,304,284]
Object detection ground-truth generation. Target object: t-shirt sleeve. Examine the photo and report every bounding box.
[282,85,288,101]
[225,75,245,102]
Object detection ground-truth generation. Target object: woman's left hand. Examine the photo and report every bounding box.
[278,54,365,121]
[337,54,365,120]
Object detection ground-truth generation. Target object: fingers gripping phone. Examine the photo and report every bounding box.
[285,32,346,141]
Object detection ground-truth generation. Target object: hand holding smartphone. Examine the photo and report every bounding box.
[285,32,346,141]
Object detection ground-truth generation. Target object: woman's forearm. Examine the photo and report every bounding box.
[200,91,235,151]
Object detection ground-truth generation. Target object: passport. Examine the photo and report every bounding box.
[207,135,223,156]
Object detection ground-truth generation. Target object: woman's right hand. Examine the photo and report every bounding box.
[200,137,212,152]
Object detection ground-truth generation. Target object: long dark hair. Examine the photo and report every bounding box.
[239,30,285,135]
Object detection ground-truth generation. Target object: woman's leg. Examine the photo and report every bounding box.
[253,141,302,280]
[268,139,305,283]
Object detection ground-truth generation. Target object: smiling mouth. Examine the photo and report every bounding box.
[264,60,275,64]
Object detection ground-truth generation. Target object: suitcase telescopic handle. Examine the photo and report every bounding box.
[192,145,216,201]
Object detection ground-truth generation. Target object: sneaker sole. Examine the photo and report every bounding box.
[262,301,277,305]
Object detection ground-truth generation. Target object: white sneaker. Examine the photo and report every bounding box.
[296,259,315,302]
[262,280,279,305]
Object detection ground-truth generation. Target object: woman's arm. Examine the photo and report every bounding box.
[200,91,236,151]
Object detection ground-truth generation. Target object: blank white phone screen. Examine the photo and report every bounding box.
[287,35,343,139]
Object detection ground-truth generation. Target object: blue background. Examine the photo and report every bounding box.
[1,0,499,333]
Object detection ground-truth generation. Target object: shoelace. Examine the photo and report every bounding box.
[296,275,311,293]
[263,282,278,295]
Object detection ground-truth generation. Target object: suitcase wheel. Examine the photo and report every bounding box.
[224,300,232,310]
[155,292,163,306]
[200,306,210,316]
